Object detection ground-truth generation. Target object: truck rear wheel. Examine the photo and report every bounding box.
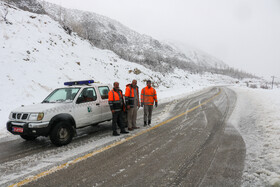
[50,121,74,146]
[20,135,37,141]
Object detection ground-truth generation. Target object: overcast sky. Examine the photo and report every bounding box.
[45,0,280,79]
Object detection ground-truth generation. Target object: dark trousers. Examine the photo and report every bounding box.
[112,110,125,132]
[122,111,128,128]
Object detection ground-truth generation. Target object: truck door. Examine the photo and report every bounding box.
[73,87,101,127]
[98,86,112,121]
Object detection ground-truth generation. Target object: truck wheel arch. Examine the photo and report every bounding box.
[49,113,76,130]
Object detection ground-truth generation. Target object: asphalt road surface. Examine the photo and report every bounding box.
[1,87,246,187]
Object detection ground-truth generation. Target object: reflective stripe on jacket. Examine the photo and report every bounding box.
[108,89,124,111]
[141,86,157,105]
[125,84,139,108]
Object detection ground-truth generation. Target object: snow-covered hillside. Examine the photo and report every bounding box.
[40,1,198,71]
[4,0,232,73]
[0,2,241,133]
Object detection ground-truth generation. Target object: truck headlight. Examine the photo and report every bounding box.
[9,112,13,119]
[29,113,44,121]
[37,113,44,121]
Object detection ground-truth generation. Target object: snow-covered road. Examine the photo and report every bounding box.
[0,87,214,186]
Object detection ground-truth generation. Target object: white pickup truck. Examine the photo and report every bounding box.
[6,80,112,146]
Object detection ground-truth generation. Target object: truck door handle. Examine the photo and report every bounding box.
[96,103,100,106]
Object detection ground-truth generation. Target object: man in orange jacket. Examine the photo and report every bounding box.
[108,82,129,136]
[125,80,140,131]
[141,80,158,127]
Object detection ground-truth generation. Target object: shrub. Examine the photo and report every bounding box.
[249,84,257,89]
[133,68,141,75]
[260,85,269,89]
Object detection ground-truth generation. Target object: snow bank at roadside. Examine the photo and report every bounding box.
[229,87,280,186]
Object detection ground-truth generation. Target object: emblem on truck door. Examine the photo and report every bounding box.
[87,106,92,112]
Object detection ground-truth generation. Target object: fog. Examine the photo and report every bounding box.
[45,0,280,79]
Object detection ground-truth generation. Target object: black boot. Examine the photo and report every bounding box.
[144,121,147,127]
[148,120,151,126]
[120,129,129,134]
[113,131,120,136]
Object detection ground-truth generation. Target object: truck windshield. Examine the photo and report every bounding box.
[42,88,80,103]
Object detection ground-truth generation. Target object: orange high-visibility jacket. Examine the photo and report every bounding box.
[141,86,157,105]
[108,89,124,111]
[125,84,139,107]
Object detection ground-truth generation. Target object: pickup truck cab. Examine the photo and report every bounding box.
[6,80,112,146]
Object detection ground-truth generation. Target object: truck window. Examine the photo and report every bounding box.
[43,88,80,103]
[98,86,109,100]
[76,88,97,104]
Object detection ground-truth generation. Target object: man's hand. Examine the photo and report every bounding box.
[112,110,115,113]
[155,102,158,108]
[127,105,131,109]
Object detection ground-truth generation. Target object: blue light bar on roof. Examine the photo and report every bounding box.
[64,80,94,86]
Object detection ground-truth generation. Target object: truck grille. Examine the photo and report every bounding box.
[12,113,29,120]
[17,113,22,119]
[22,114,28,120]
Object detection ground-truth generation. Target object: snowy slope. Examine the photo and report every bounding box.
[0,2,241,134]
[13,0,229,72]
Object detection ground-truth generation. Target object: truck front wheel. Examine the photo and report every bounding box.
[50,121,74,146]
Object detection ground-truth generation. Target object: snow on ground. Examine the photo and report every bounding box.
[229,87,280,186]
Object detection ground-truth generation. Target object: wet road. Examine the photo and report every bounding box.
[1,87,246,187]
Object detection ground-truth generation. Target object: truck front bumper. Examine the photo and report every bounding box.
[6,121,50,137]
